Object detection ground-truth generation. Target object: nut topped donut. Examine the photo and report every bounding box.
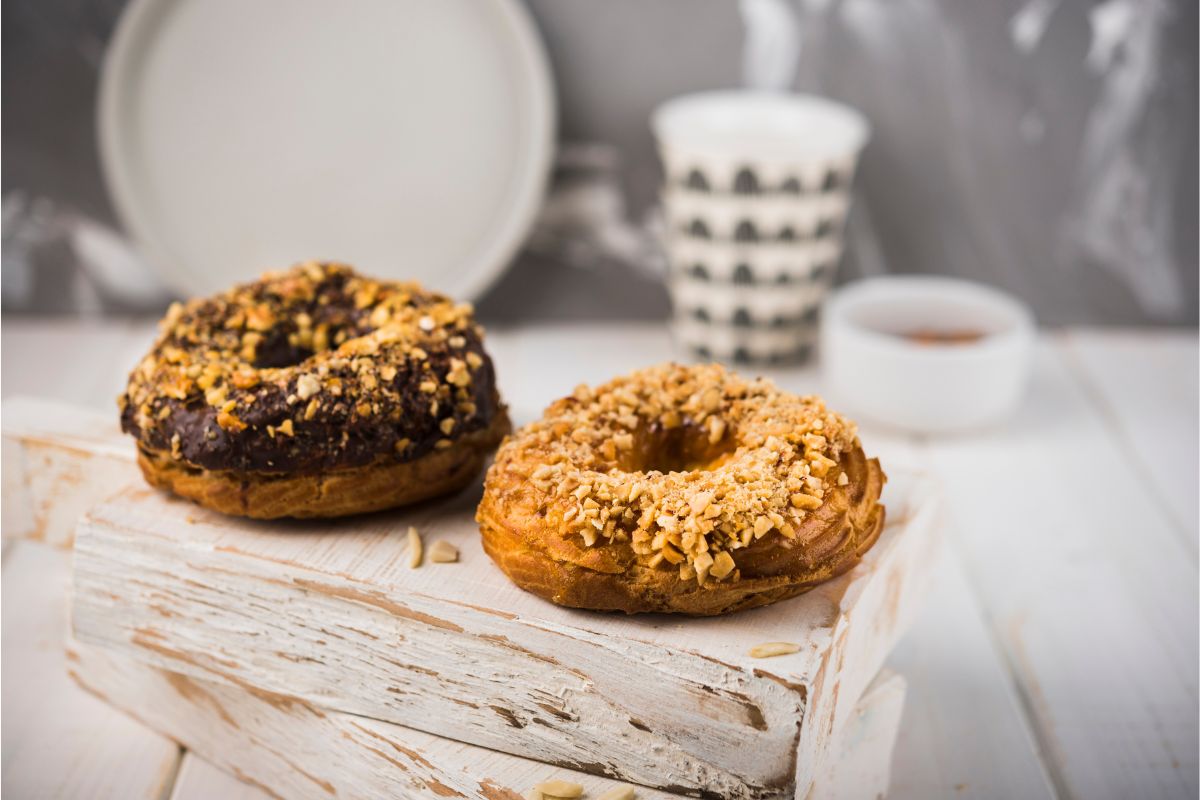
[120,262,510,518]
[477,363,885,615]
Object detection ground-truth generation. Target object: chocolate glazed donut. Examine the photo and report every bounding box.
[477,363,885,615]
[120,262,510,519]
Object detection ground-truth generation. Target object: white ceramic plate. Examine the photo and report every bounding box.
[99,0,555,300]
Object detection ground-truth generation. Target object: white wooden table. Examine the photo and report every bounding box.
[2,319,1196,800]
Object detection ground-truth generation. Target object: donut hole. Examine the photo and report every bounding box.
[249,320,362,368]
[629,421,736,474]
[253,329,315,368]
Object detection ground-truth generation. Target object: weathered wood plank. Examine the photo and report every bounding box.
[71,637,907,800]
[1,542,182,799]
[2,351,933,798]
[1060,329,1199,548]
[71,461,939,799]
[833,434,1059,800]
[920,341,1199,800]
[2,397,138,546]
[170,756,271,800]
[886,550,1057,799]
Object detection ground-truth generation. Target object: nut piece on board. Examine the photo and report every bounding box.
[749,641,801,658]
[428,540,459,563]
[407,526,423,568]
[533,779,584,798]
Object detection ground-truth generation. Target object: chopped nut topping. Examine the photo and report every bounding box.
[117,262,500,474]
[749,641,802,658]
[710,550,736,580]
[790,493,821,510]
[483,363,858,587]
[296,373,321,400]
[446,359,472,387]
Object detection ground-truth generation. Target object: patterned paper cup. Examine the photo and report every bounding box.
[666,237,843,285]
[652,90,869,363]
[661,190,852,246]
[672,317,819,364]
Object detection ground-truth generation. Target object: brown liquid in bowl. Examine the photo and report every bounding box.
[899,328,987,346]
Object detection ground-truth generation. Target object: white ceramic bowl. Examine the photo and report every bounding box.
[821,276,1035,433]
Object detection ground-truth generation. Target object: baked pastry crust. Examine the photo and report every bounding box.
[477,363,885,615]
[120,262,508,518]
[137,411,510,519]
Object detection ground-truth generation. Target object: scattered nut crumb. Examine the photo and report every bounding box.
[532,780,583,798]
[749,641,801,658]
[428,540,458,563]
[407,526,423,568]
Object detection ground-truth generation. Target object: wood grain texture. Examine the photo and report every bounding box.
[1060,329,1199,548]
[919,341,1199,800]
[70,636,907,800]
[2,397,138,546]
[68,444,939,799]
[1,542,182,800]
[887,549,1056,799]
[171,755,271,800]
[7,320,1194,799]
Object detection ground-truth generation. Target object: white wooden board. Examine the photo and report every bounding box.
[70,636,906,800]
[171,755,271,800]
[29,393,939,799]
[70,471,937,799]
[2,397,138,547]
[886,549,1056,798]
[919,342,1199,800]
[7,320,1193,799]
[1,542,182,799]
[1061,329,1199,548]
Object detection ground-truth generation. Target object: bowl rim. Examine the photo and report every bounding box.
[823,275,1036,361]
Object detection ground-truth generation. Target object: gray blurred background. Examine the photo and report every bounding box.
[3,0,1197,325]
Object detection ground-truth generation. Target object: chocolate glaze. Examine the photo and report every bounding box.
[120,264,504,476]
